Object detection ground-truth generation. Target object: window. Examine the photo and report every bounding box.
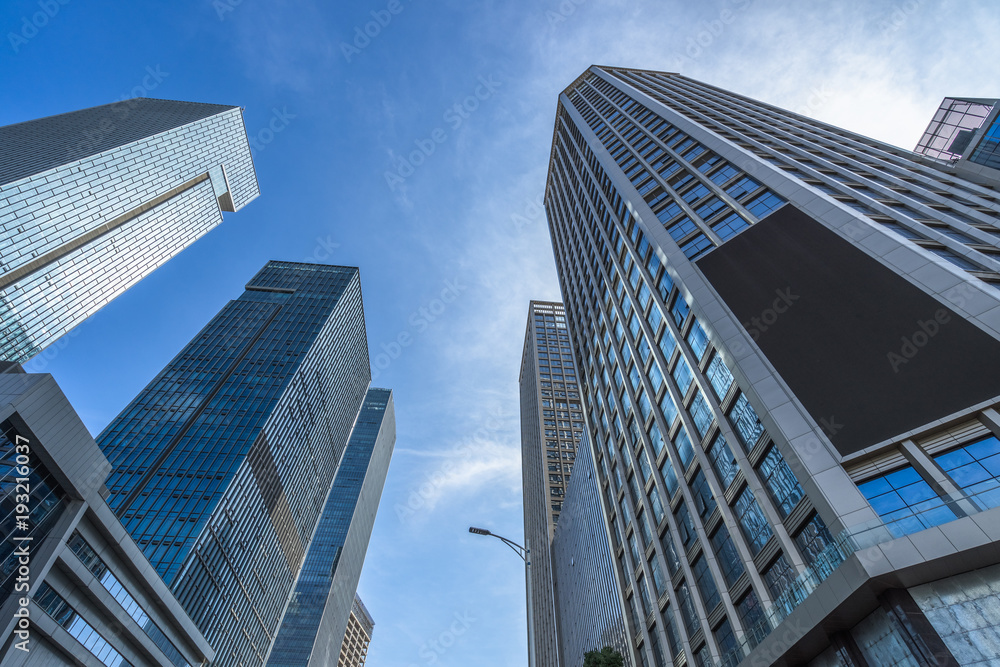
[729,392,764,450]
[659,327,677,359]
[661,532,681,576]
[674,425,695,469]
[734,486,773,555]
[671,296,691,327]
[711,525,745,587]
[675,501,696,551]
[689,469,717,519]
[764,553,797,604]
[689,390,713,439]
[934,435,1000,509]
[714,618,739,664]
[663,605,683,656]
[706,354,734,400]
[737,590,768,648]
[857,465,955,537]
[34,583,132,667]
[687,320,709,360]
[659,393,679,427]
[649,486,665,524]
[692,553,720,610]
[661,455,679,497]
[672,357,694,395]
[676,580,699,636]
[708,434,739,488]
[795,513,837,572]
[648,421,665,456]
[650,555,668,598]
[757,445,804,517]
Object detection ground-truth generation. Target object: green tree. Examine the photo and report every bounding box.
[583,646,625,667]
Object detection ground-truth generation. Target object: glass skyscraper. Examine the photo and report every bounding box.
[519,301,585,666]
[550,429,631,667]
[0,97,259,364]
[545,67,1000,667]
[97,261,393,666]
[268,388,394,667]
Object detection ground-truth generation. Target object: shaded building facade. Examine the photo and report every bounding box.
[520,301,585,666]
[551,429,631,667]
[0,369,214,666]
[545,66,1000,666]
[97,261,386,666]
[0,97,259,364]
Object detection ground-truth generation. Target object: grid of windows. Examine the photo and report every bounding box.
[96,263,373,667]
[539,66,956,665]
[857,465,956,537]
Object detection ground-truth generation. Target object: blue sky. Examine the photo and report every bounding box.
[3,0,1000,664]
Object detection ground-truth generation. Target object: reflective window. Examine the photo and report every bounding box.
[34,582,133,667]
[934,435,1000,509]
[706,353,734,400]
[757,445,804,517]
[858,466,955,537]
[734,486,773,555]
[708,434,739,489]
[729,392,764,450]
[691,553,720,610]
[710,524,745,587]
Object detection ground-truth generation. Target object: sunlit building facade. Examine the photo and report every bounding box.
[545,66,1000,667]
[0,98,259,364]
[519,301,586,666]
[97,262,388,666]
[336,595,375,667]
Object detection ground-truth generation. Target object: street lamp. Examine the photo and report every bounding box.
[468,526,535,667]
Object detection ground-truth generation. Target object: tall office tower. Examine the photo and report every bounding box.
[519,300,586,666]
[551,430,631,667]
[0,97,259,364]
[545,66,1000,667]
[336,595,376,667]
[96,261,393,666]
[268,389,394,666]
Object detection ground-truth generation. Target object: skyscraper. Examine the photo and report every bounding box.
[545,66,1000,667]
[519,300,586,666]
[97,261,392,666]
[550,430,631,667]
[336,595,376,667]
[0,97,259,364]
[268,389,394,666]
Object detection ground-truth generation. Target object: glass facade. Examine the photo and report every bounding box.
[519,301,585,665]
[33,582,133,667]
[544,66,1000,666]
[551,430,631,667]
[0,419,66,598]
[97,262,376,667]
[268,388,392,666]
[0,98,260,364]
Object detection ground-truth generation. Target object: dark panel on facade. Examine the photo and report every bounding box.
[0,98,236,186]
[697,205,1000,456]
